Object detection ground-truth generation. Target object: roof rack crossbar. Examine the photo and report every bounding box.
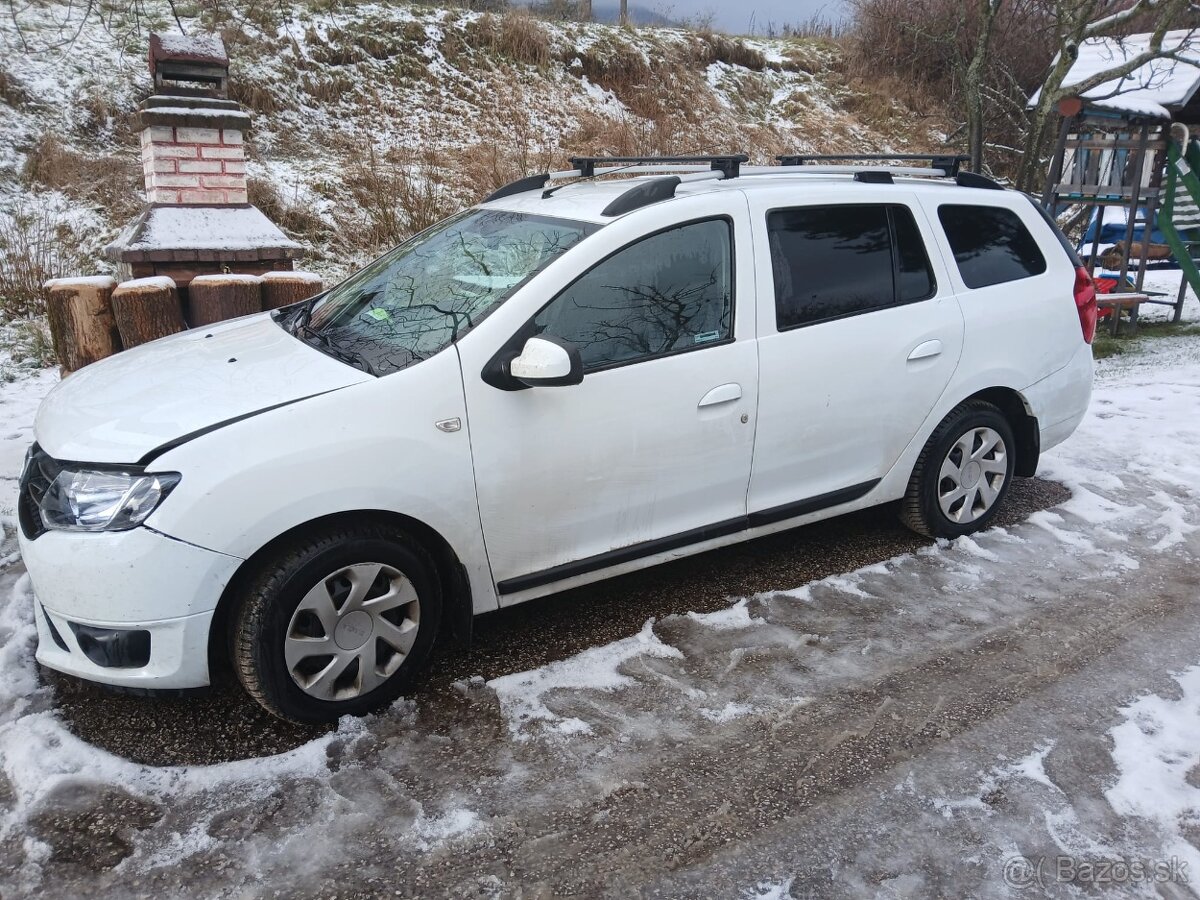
[739,164,956,179]
[778,153,970,177]
[570,154,748,179]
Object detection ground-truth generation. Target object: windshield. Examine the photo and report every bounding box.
[290,209,598,375]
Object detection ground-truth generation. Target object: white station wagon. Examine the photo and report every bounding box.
[20,154,1096,722]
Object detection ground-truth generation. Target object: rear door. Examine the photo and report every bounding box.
[927,199,1081,386]
[746,191,964,519]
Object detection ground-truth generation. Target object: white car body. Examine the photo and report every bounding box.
[20,170,1093,691]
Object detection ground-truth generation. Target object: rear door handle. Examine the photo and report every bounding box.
[907,339,943,361]
[698,383,742,407]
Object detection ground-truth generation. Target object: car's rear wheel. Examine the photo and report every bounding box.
[900,400,1015,539]
[232,523,441,724]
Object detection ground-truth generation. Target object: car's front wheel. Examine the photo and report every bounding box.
[900,400,1016,539]
[232,523,441,724]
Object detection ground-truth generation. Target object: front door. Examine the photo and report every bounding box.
[459,202,758,600]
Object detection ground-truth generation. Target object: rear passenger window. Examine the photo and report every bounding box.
[937,205,1047,288]
[768,204,935,329]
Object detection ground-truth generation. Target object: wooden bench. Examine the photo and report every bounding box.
[1096,293,1149,336]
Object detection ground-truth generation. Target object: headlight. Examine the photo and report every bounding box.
[40,469,181,533]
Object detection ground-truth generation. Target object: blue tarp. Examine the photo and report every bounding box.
[1079,206,1166,247]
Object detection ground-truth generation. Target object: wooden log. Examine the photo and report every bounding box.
[112,276,186,348]
[43,276,121,376]
[187,274,263,327]
[261,271,323,311]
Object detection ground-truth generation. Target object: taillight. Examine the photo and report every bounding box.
[1073,266,1097,344]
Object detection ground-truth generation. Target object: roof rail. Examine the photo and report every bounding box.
[778,153,970,177]
[485,173,551,202]
[570,154,748,179]
[955,171,1005,190]
[601,176,683,216]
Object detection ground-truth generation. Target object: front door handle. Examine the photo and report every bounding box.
[908,339,943,361]
[698,383,742,408]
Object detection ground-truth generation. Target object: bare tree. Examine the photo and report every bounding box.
[1016,0,1195,190]
[579,0,592,21]
[619,0,629,26]
[964,0,1003,173]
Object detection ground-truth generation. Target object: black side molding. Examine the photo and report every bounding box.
[496,478,881,595]
[747,479,879,528]
[497,515,745,594]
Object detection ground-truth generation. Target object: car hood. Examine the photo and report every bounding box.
[36,314,371,464]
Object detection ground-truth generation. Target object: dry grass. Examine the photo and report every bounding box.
[246,177,331,249]
[337,143,458,252]
[21,134,142,222]
[2,319,56,373]
[573,36,650,95]
[468,10,553,68]
[690,33,766,71]
[0,66,28,106]
[0,199,90,321]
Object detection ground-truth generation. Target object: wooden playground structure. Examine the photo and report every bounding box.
[1037,30,1200,335]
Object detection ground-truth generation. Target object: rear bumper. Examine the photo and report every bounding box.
[19,525,242,689]
[1024,341,1093,453]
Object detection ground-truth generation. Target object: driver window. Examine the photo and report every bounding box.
[532,218,733,371]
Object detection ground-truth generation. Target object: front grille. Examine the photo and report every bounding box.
[18,444,60,540]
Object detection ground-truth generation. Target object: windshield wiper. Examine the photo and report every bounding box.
[298,324,380,376]
[290,290,327,334]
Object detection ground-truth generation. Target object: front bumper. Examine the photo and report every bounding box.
[35,605,215,689]
[20,525,242,689]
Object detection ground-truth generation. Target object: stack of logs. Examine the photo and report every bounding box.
[43,271,324,375]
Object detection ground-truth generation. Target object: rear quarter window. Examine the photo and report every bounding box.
[938,204,1047,289]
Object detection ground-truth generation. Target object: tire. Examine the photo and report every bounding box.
[232,523,442,724]
[900,400,1016,539]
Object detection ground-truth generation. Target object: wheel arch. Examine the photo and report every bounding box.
[207,509,473,681]
[965,386,1040,477]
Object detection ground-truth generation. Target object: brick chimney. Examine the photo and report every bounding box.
[140,103,249,205]
[106,33,301,301]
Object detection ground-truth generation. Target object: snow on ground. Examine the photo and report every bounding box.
[0,292,1196,893]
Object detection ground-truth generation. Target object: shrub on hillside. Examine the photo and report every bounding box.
[0,197,90,322]
[468,10,553,68]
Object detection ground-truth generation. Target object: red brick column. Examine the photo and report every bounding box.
[140,122,248,205]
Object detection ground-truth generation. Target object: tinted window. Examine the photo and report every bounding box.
[769,204,934,329]
[894,206,936,302]
[938,204,1047,288]
[533,219,733,370]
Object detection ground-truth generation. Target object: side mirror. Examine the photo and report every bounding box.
[509,336,583,387]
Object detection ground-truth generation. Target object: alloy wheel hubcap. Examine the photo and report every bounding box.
[284,562,420,702]
[937,426,1008,525]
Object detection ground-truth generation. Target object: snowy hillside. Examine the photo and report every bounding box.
[0,1,947,290]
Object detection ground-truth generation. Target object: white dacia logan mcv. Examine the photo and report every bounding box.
[20,155,1095,722]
